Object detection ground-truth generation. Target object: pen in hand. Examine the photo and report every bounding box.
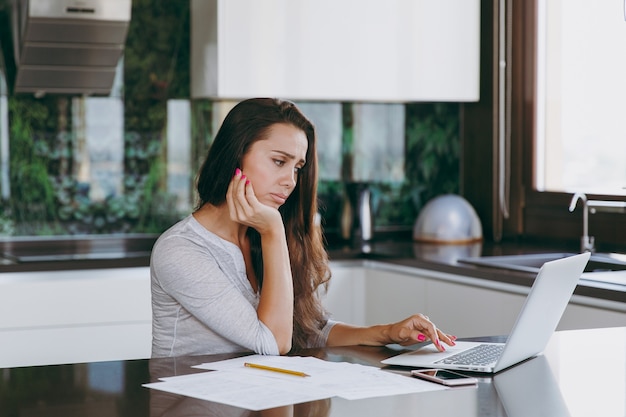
[244,362,310,377]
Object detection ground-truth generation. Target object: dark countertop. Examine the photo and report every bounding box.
[0,233,624,303]
[0,234,157,272]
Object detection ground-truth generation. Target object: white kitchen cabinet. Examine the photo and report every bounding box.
[361,266,526,338]
[191,0,480,102]
[363,268,427,327]
[324,263,527,336]
[558,300,626,331]
[0,267,151,368]
[424,279,526,338]
[325,263,429,328]
[422,273,626,336]
[322,263,366,326]
[326,261,626,341]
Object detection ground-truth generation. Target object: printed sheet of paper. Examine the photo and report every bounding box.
[194,354,445,400]
[144,369,332,411]
[144,354,445,411]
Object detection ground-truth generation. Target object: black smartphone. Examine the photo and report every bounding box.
[410,369,478,386]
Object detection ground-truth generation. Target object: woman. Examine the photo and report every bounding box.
[151,98,456,358]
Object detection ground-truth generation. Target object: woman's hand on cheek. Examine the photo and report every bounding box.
[226,168,282,233]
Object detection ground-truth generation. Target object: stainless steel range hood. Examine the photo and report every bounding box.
[11,0,131,96]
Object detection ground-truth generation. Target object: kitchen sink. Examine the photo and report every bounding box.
[458,252,626,274]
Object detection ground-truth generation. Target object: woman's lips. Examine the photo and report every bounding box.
[270,193,287,205]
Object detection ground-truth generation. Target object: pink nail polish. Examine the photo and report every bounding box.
[235,168,241,176]
[245,179,250,185]
[417,334,426,342]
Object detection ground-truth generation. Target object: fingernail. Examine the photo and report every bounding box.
[235,168,241,176]
[417,334,426,342]
[241,175,246,180]
[245,179,250,185]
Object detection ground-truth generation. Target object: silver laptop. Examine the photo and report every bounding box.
[381,252,590,373]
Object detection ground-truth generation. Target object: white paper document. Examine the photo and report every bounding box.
[143,354,445,411]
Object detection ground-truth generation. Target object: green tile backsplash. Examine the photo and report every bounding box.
[0,0,459,237]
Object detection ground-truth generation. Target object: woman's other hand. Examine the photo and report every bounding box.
[326,314,456,352]
[385,314,457,352]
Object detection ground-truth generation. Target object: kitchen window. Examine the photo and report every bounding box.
[462,1,626,249]
[512,0,626,249]
[536,0,626,195]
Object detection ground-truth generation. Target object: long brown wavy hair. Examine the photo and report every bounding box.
[195,98,331,350]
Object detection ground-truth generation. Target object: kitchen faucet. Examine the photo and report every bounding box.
[569,192,626,253]
[569,193,594,253]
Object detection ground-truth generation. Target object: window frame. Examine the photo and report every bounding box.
[462,0,626,252]
[514,0,626,251]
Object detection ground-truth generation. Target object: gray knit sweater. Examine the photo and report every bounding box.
[150,215,336,357]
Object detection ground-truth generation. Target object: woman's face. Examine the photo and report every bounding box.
[240,123,308,209]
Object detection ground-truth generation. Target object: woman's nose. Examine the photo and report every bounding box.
[281,169,297,189]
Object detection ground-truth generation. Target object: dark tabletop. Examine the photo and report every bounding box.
[2,328,624,417]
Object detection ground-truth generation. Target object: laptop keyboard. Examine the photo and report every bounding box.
[435,344,504,366]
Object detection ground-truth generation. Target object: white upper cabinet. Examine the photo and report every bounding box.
[191,0,480,102]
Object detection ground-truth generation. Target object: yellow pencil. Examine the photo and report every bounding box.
[243,362,310,377]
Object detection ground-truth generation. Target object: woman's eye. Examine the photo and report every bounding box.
[273,159,285,167]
